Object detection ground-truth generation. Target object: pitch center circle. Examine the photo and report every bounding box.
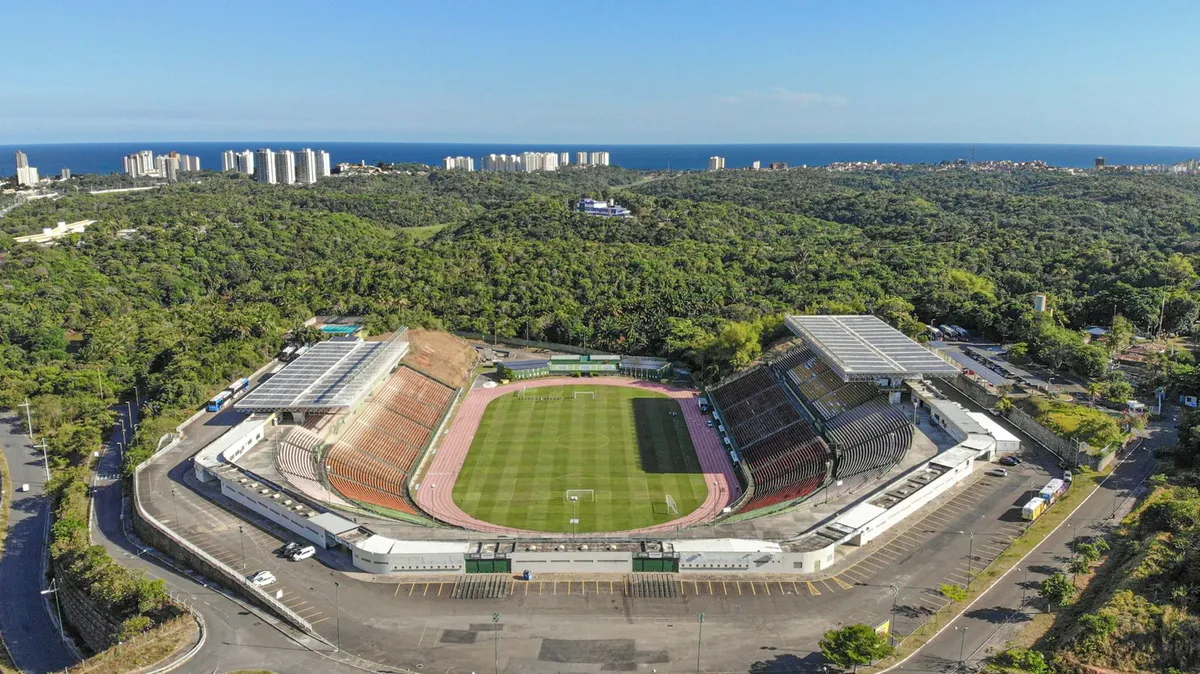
[556,431,611,451]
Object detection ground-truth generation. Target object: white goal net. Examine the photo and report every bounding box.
[572,391,595,400]
[564,489,595,503]
[665,494,679,515]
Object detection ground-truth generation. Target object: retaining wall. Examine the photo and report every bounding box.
[131,462,315,637]
[950,375,1001,409]
[54,568,125,653]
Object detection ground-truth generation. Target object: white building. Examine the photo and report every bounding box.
[275,150,296,185]
[222,150,236,172]
[296,149,318,184]
[123,150,156,178]
[60,168,70,180]
[255,148,276,184]
[317,150,331,177]
[752,160,761,170]
[708,156,726,171]
[576,151,588,166]
[560,152,570,165]
[442,156,475,171]
[16,166,39,186]
[14,150,28,169]
[236,150,255,176]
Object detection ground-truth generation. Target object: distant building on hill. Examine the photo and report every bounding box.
[443,156,475,171]
[769,162,788,170]
[576,198,630,218]
[1095,156,1105,168]
[297,149,318,184]
[255,148,276,183]
[708,156,725,171]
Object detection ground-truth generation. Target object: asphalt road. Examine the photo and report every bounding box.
[89,388,367,672]
[0,414,78,673]
[892,406,1170,673]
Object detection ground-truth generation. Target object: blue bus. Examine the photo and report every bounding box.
[207,390,233,412]
[228,377,251,396]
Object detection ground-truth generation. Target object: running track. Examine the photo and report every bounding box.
[415,377,742,537]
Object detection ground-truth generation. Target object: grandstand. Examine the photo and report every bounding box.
[322,365,456,516]
[709,315,959,516]
[497,353,671,381]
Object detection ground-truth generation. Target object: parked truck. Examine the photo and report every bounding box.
[1039,478,1067,505]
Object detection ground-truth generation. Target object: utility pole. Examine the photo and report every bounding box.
[238,525,246,569]
[696,612,705,673]
[170,486,180,526]
[36,438,50,481]
[19,398,33,439]
[40,579,65,642]
[493,612,500,674]
[957,626,969,668]
[889,585,899,647]
[963,531,975,589]
[335,581,342,652]
[1021,567,1028,606]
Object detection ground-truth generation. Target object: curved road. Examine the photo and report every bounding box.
[0,414,78,673]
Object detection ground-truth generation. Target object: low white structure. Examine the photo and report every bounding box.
[352,537,469,574]
[967,411,1021,455]
[673,538,786,573]
[14,220,97,245]
[193,415,269,481]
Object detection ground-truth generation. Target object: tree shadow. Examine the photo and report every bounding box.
[895,603,936,620]
[632,398,702,474]
[1027,564,1059,576]
[748,651,831,673]
[964,605,1032,624]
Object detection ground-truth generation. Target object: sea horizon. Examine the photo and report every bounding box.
[4,141,1200,176]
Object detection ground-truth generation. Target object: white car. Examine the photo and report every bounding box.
[290,546,316,562]
[987,468,1008,478]
[248,570,277,587]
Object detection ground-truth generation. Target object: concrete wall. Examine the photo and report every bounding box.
[784,544,837,573]
[54,566,125,653]
[352,546,466,574]
[220,478,327,548]
[509,551,632,574]
[950,375,1001,409]
[132,464,314,636]
[848,458,976,546]
[1004,407,1081,460]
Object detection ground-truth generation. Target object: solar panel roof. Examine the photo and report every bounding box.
[786,315,961,381]
[235,336,409,412]
[501,359,550,371]
[619,356,670,369]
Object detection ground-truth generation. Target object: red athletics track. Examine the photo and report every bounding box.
[415,377,741,537]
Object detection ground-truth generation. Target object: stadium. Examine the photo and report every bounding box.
[195,314,991,575]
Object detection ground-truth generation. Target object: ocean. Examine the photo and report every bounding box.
[3,142,1200,176]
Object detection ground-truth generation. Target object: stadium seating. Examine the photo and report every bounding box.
[276,428,350,506]
[710,348,917,516]
[323,366,456,515]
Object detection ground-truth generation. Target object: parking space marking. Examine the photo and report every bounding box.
[309,616,329,625]
[423,583,430,597]
[762,582,769,596]
[841,569,871,583]
[834,576,854,590]
[819,579,836,593]
[736,582,742,596]
[806,581,820,596]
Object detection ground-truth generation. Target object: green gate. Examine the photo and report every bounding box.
[465,559,512,574]
[633,558,679,572]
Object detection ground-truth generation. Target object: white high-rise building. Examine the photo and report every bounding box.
[123,150,156,178]
[443,156,475,171]
[60,168,70,180]
[752,160,761,170]
[16,166,38,186]
[577,151,588,166]
[560,152,570,165]
[222,150,236,172]
[255,149,276,183]
[236,150,255,176]
[296,149,318,184]
[275,150,296,185]
[15,150,28,169]
[708,156,725,171]
[588,151,610,166]
[317,151,331,177]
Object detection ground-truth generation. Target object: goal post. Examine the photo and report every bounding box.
[564,489,595,503]
[665,494,679,516]
[572,391,595,400]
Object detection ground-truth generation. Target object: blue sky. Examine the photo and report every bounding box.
[2,1,1197,145]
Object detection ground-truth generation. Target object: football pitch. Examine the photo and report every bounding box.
[451,385,708,532]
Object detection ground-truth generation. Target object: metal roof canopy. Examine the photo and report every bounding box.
[235,334,409,413]
[786,315,961,381]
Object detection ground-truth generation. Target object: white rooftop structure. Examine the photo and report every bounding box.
[668,538,783,554]
[15,220,97,245]
[786,315,961,381]
[235,332,409,413]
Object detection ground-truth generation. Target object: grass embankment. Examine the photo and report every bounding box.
[401,223,448,241]
[453,385,707,532]
[64,616,198,674]
[0,447,18,674]
[1017,396,1126,451]
[862,468,1112,673]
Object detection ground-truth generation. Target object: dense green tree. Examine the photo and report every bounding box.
[819,623,894,672]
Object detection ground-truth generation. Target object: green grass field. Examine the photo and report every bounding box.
[452,385,708,532]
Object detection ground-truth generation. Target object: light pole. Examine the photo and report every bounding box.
[696,612,705,673]
[570,495,579,537]
[170,486,180,526]
[493,611,500,674]
[36,438,50,481]
[1020,567,1028,606]
[335,581,342,652]
[40,579,65,642]
[238,525,246,569]
[956,625,968,668]
[889,585,899,647]
[19,398,34,439]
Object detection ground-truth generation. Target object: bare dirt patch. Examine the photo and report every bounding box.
[401,329,478,388]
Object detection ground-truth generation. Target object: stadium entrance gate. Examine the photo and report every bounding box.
[465,559,513,574]
[632,557,679,572]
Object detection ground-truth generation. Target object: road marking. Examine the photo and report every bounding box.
[395,584,402,598]
[807,581,820,596]
[750,582,757,596]
[423,583,429,597]
[841,568,871,583]
[437,582,444,598]
[736,582,742,596]
[417,621,429,648]
[873,549,901,560]
[722,581,728,595]
[779,581,786,594]
[819,579,836,593]
[792,581,799,595]
[696,581,700,595]
[525,582,529,596]
[680,581,685,597]
[611,580,615,594]
[309,616,329,625]
[834,576,854,590]
[511,580,516,595]
[762,582,769,596]
[709,581,714,595]
[540,581,545,595]
[554,582,557,595]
